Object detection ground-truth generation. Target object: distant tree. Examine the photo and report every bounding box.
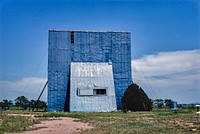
[0,101,4,110]
[30,99,47,111]
[15,96,29,110]
[154,99,164,108]
[29,100,36,108]
[3,100,10,110]
[37,100,47,111]
[121,83,152,112]
[149,99,154,107]
[0,100,13,110]
[29,99,36,111]
[9,100,13,106]
[164,99,173,109]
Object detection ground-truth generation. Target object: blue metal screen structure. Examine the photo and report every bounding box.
[48,30,132,111]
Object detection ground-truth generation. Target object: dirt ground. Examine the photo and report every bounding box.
[11,117,93,134]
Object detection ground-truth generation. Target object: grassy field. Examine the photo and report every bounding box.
[0,109,199,134]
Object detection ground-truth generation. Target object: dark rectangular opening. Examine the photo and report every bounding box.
[71,32,74,44]
[93,89,106,95]
[64,74,70,112]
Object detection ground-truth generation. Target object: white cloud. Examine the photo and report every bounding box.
[132,49,200,104]
[0,77,47,102]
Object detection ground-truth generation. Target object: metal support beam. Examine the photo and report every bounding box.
[32,81,48,111]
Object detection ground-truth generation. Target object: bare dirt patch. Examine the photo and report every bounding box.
[7,114,36,118]
[11,117,93,134]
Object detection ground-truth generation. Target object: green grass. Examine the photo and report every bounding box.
[0,112,40,133]
[0,110,40,133]
[0,109,199,134]
[76,110,199,134]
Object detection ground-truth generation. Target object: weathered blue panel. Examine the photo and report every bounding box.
[48,30,132,111]
[70,62,116,112]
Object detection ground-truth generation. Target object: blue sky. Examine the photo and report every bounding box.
[0,0,199,103]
